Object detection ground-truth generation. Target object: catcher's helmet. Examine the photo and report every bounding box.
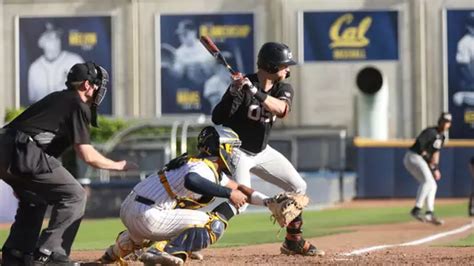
[197,126,241,176]
[257,42,297,73]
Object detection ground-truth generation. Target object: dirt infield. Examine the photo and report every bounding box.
[71,199,474,265]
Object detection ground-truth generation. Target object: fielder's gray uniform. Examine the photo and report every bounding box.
[404,127,445,212]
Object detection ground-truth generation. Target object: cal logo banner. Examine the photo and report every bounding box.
[303,11,399,61]
[18,16,112,114]
[446,10,474,139]
[157,13,254,115]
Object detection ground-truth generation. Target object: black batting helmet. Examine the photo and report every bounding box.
[197,126,241,176]
[257,42,297,73]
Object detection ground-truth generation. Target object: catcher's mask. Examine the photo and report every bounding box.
[197,126,241,176]
[66,61,109,127]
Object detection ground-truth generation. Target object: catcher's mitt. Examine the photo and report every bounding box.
[266,192,309,227]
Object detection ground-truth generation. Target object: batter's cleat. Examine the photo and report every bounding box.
[410,207,425,222]
[139,248,184,266]
[190,251,204,260]
[424,212,444,225]
[280,239,325,257]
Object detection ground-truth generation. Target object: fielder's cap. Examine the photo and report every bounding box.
[175,20,196,34]
[66,62,99,83]
[439,112,452,122]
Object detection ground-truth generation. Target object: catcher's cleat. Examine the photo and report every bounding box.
[190,251,204,260]
[410,207,425,222]
[424,212,444,225]
[98,251,116,264]
[139,248,184,266]
[280,239,325,257]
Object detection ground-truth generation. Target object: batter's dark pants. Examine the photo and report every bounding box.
[0,131,86,257]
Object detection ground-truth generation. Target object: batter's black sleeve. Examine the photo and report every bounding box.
[212,86,244,124]
[274,83,294,111]
[184,172,232,199]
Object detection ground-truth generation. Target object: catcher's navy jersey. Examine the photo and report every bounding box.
[409,127,446,157]
[212,73,293,153]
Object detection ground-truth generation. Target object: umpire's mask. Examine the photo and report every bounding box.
[66,62,109,127]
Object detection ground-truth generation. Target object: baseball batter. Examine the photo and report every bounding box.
[211,42,323,256]
[404,112,452,225]
[99,126,273,265]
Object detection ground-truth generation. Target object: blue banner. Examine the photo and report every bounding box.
[19,16,112,114]
[303,11,399,61]
[447,10,474,139]
[158,13,254,115]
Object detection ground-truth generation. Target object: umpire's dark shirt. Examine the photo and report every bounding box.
[5,89,91,158]
[409,126,445,157]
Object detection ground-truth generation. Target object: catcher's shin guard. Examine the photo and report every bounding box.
[164,212,228,261]
[281,214,325,257]
[100,230,151,264]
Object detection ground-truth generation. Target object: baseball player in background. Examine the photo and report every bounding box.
[99,126,276,265]
[404,112,452,225]
[211,42,324,256]
[468,156,474,217]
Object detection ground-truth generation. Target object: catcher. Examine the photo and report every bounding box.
[99,126,308,265]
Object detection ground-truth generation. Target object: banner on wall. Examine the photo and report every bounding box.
[303,11,399,61]
[446,10,474,139]
[157,13,254,115]
[18,16,112,114]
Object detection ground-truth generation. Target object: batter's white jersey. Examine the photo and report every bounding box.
[28,51,84,103]
[120,159,229,242]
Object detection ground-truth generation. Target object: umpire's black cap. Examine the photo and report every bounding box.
[66,62,99,85]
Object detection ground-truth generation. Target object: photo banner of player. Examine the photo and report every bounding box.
[446,10,474,139]
[157,13,254,115]
[18,16,112,114]
[302,11,399,61]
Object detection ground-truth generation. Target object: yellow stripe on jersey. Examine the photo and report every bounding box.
[158,157,219,210]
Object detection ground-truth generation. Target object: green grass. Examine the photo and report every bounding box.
[0,201,469,250]
[444,234,474,247]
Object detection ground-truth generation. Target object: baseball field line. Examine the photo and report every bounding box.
[342,221,474,256]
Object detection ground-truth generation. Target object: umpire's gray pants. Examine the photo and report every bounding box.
[232,145,307,212]
[403,150,437,212]
[0,132,86,257]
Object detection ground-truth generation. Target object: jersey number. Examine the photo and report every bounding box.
[247,105,274,123]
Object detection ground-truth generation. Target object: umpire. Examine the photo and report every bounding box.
[0,62,137,266]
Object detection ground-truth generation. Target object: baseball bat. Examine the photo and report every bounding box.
[199,36,238,76]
